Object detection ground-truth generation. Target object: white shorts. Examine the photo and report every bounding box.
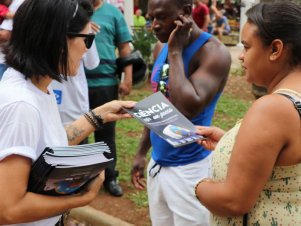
[147,156,211,226]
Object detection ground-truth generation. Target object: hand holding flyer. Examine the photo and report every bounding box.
[123,92,205,147]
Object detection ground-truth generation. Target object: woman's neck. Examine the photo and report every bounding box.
[269,66,301,94]
[30,76,52,94]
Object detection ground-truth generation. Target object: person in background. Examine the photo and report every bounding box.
[212,6,231,41]
[86,0,133,197]
[192,0,210,31]
[133,8,146,27]
[134,3,139,15]
[130,0,231,225]
[0,0,135,225]
[0,0,13,24]
[51,40,99,145]
[203,0,219,34]
[0,0,23,80]
[223,0,236,18]
[195,2,301,225]
[145,13,152,31]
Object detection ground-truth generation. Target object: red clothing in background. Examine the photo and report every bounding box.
[134,5,139,14]
[0,4,9,24]
[192,3,209,31]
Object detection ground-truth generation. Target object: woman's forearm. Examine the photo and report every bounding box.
[1,191,91,224]
[196,180,249,217]
[65,100,134,145]
[65,115,95,145]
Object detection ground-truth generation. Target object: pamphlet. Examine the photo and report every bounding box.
[124,92,205,147]
[28,142,112,196]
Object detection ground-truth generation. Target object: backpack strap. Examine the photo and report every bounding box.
[278,93,301,117]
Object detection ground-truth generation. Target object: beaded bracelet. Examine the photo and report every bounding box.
[84,112,97,129]
[84,112,101,130]
[90,110,104,129]
[194,178,213,202]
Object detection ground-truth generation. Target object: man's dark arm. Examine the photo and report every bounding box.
[168,39,231,118]
[130,41,165,190]
[131,127,151,190]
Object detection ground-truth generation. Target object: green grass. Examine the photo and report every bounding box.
[213,94,252,130]
[92,82,252,208]
[230,66,244,77]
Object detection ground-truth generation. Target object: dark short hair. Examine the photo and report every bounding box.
[174,0,193,8]
[5,0,93,81]
[246,1,301,66]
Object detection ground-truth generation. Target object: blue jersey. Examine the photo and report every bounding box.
[150,32,221,167]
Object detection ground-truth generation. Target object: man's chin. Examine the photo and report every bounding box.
[155,34,169,43]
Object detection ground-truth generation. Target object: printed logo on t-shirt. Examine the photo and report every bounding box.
[53,89,62,105]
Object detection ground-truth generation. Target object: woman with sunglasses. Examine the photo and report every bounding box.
[0,0,134,225]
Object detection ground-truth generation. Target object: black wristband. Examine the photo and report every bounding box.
[84,112,101,130]
[90,110,104,129]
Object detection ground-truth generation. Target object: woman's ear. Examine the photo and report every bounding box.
[269,39,283,61]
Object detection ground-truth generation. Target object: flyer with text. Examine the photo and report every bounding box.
[124,92,205,147]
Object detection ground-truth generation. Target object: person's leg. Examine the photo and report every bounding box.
[207,24,213,34]
[88,85,122,196]
[95,121,116,178]
[147,158,174,226]
[162,156,212,226]
[217,27,223,41]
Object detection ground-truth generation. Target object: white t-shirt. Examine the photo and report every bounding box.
[0,68,68,226]
[51,41,99,125]
[0,0,25,64]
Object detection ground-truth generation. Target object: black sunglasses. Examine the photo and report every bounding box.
[67,32,95,49]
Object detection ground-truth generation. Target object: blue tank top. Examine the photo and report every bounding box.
[150,32,221,167]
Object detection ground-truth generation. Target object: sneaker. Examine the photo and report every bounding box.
[104,180,123,197]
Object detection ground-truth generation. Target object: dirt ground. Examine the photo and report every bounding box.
[223,74,254,101]
[90,184,151,226]
[72,75,254,226]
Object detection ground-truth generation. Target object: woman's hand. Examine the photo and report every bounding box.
[196,126,225,150]
[79,172,104,204]
[94,100,136,123]
[90,22,100,34]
